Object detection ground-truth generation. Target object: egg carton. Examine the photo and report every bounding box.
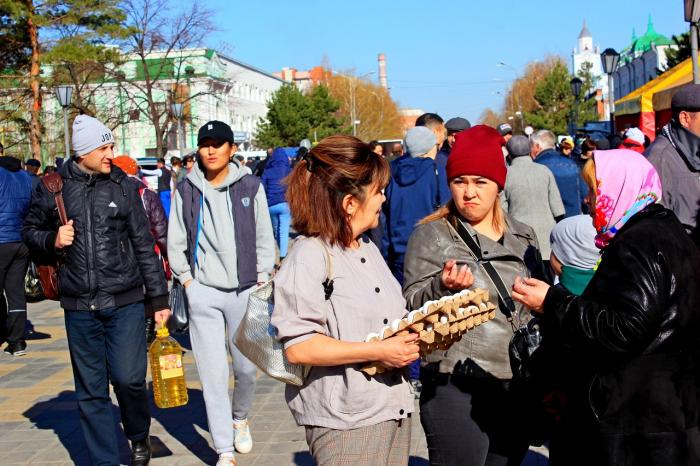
[361,288,497,376]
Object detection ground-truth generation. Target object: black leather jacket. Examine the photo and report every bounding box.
[22,160,169,311]
[542,204,700,465]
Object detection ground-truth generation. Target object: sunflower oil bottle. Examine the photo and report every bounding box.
[150,324,188,408]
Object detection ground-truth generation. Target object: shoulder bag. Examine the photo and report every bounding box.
[234,238,334,386]
[36,173,68,301]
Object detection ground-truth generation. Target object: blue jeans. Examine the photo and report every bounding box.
[65,302,150,466]
[269,202,291,258]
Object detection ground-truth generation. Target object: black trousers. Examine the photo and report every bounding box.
[0,242,29,344]
[419,370,529,466]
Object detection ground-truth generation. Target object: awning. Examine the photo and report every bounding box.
[615,58,695,117]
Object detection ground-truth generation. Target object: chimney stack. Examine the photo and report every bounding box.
[378,53,388,89]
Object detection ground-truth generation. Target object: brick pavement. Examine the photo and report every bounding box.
[0,300,548,465]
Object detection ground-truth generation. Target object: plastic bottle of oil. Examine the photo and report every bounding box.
[150,324,188,408]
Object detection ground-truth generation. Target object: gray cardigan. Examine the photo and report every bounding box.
[403,215,540,379]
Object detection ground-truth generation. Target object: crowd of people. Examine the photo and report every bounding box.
[0,83,699,466]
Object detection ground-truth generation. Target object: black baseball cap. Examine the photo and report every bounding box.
[25,159,41,168]
[198,121,234,145]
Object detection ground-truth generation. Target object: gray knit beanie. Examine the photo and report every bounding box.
[405,126,436,158]
[71,115,114,157]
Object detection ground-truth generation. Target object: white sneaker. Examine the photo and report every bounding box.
[233,419,253,454]
[216,452,236,466]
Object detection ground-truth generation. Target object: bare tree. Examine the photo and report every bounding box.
[117,0,218,156]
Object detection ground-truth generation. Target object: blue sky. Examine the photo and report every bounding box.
[206,0,687,124]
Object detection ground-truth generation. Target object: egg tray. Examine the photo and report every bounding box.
[361,288,496,376]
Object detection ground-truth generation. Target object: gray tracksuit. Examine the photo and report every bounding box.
[168,162,275,454]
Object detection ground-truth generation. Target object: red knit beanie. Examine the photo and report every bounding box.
[446,125,507,189]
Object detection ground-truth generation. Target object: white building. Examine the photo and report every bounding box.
[36,48,284,161]
[571,20,609,118]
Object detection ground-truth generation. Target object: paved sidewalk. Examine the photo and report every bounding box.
[0,300,548,465]
[0,300,431,465]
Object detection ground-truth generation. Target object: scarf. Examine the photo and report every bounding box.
[592,149,662,249]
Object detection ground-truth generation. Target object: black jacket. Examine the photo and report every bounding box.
[542,204,700,465]
[22,159,169,311]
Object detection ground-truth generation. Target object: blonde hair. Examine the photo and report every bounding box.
[419,198,505,235]
[581,158,597,192]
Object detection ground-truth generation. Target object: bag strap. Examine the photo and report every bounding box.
[314,238,334,301]
[193,193,203,267]
[453,219,517,331]
[41,173,68,226]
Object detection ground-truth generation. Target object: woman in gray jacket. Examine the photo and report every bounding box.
[403,125,542,466]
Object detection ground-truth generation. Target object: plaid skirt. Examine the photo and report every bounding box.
[305,416,412,466]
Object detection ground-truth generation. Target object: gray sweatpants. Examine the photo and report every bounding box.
[185,281,257,454]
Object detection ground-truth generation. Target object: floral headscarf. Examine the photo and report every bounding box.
[592,149,662,249]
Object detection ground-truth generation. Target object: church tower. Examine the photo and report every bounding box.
[572,19,607,120]
[578,19,593,52]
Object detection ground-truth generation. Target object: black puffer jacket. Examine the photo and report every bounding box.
[542,204,700,465]
[22,159,169,311]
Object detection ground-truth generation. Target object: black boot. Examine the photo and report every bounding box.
[131,437,151,466]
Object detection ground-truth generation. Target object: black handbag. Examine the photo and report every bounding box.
[168,282,189,334]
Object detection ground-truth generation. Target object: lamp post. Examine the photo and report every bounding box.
[331,69,375,137]
[497,62,525,130]
[601,48,620,134]
[686,0,700,84]
[54,85,73,160]
[171,103,185,157]
[570,77,583,136]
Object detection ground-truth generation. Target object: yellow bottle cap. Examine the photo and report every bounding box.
[156,323,169,338]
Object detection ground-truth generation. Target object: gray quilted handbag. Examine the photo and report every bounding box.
[234,239,332,386]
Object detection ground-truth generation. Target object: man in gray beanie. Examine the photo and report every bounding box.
[502,135,564,283]
[646,84,700,244]
[23,114,170,465]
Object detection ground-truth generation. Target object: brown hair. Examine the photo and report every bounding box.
[419,198,505,235]
[581,158,597,192]
[286,135,390,247]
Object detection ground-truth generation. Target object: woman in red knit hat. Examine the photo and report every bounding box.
[403,125,543,466]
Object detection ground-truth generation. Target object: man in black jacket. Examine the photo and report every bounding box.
[23,115,170,466]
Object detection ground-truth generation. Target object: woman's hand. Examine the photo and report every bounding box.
[512,276,550,314]
[374,333,420,369]
[441,260,474,291]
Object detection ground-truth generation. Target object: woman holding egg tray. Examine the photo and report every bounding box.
[270,135,419,465]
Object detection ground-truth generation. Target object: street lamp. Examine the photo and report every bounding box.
[54,85,73,160]
[570,77,583,136]
[686,0,700,84]
[171,103,185,157]
[496,62,524,130]
[601,48,620,134]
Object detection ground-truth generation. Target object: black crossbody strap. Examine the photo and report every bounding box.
[453,219,517,330]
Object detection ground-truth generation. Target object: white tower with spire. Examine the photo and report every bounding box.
[572,19,608,117]
[572,19,603,82]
